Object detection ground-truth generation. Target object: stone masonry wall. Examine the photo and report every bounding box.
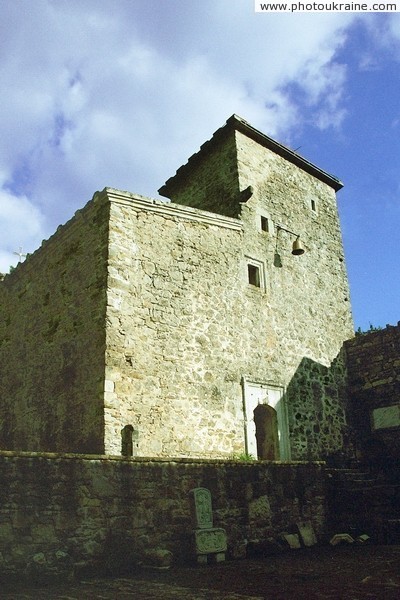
[345,323,400,457]
[146,124,354,461]
[0,195,109,453]
[104,190,245,457]
[0,116,355,461]
[0,452,327,580]
[159,127,241,217]
[235,131,354,460]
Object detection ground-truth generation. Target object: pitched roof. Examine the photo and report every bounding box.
[159,114,343,197]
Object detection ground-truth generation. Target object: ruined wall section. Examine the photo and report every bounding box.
[345,323,400,456]
[236,131,354,459]
[0,195,109,453]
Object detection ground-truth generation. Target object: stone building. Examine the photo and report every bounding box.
[0,115,354,460]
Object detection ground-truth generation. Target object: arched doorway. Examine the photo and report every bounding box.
[253,403,280,460]
[241,379,290,460]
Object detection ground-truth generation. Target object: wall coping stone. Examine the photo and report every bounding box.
[104,187,243,230]
[0,450,325,466]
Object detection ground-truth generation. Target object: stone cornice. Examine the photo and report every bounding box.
[103,187,243,231]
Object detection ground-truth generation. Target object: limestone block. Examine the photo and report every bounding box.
[141,548,173,569]
[32,552,46,565]
[193,528,227,555]
[281,533,301,549]
[296,521,317,547]
[372,405,400,430]
[104,379,115,393]
[329,533,354,546]
[31,524,57,543]
[0,522,14,543]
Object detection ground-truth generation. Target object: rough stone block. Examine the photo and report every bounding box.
[329,533,354,546]
[297,521,317,547]
[193,528,227,555]
[281,533,301,549]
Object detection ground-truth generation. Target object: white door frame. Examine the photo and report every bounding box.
[241,377,291,460]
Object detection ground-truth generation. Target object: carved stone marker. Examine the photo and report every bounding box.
[189,487,227,564]
[194,529,227,563]
[189,487,213,529]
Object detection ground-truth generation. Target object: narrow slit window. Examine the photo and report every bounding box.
[311,199,316,212]
[248,264,261,287]
[260,216,269,232]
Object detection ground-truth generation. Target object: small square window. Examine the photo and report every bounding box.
[260,216,269,232]
[248,264,261,287]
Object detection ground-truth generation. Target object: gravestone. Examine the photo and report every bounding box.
[189,487,213,529]
[189,488,227,564]
[281,533,301,549]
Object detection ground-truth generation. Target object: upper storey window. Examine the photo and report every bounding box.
[246,258,265,290]
[248,264,261,287]
[310,199,317,212]
[260,216,269,232]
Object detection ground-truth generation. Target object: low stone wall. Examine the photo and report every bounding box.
[345,323,400,459]
[0,452,327,581]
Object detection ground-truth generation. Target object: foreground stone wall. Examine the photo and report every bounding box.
[0,452,327,580]
[345,323,400,457]
[0,196,109,453]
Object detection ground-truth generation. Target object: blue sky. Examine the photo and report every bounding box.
[0,1,399,331]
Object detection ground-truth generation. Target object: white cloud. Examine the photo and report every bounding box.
[0,0,362,260]
[356,14,400,61]
[0,188,46,272]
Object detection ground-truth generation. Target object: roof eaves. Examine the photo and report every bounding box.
[159,114,343,197]
[228,114,343,192]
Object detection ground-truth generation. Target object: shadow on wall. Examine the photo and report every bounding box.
[282,348,354,464]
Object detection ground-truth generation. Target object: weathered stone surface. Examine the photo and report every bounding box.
[189,488,213,529]
[297,521,317,547]
[281,533,301,549]
[345,323,400,459]
[372,405,400,430]
[0,116,354,460]
[0,196,108,454]
[248,496,272,527]
[141,548,173,569]
[329,533,354,545]
[0,452,327,579]
[193,528,227,555]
